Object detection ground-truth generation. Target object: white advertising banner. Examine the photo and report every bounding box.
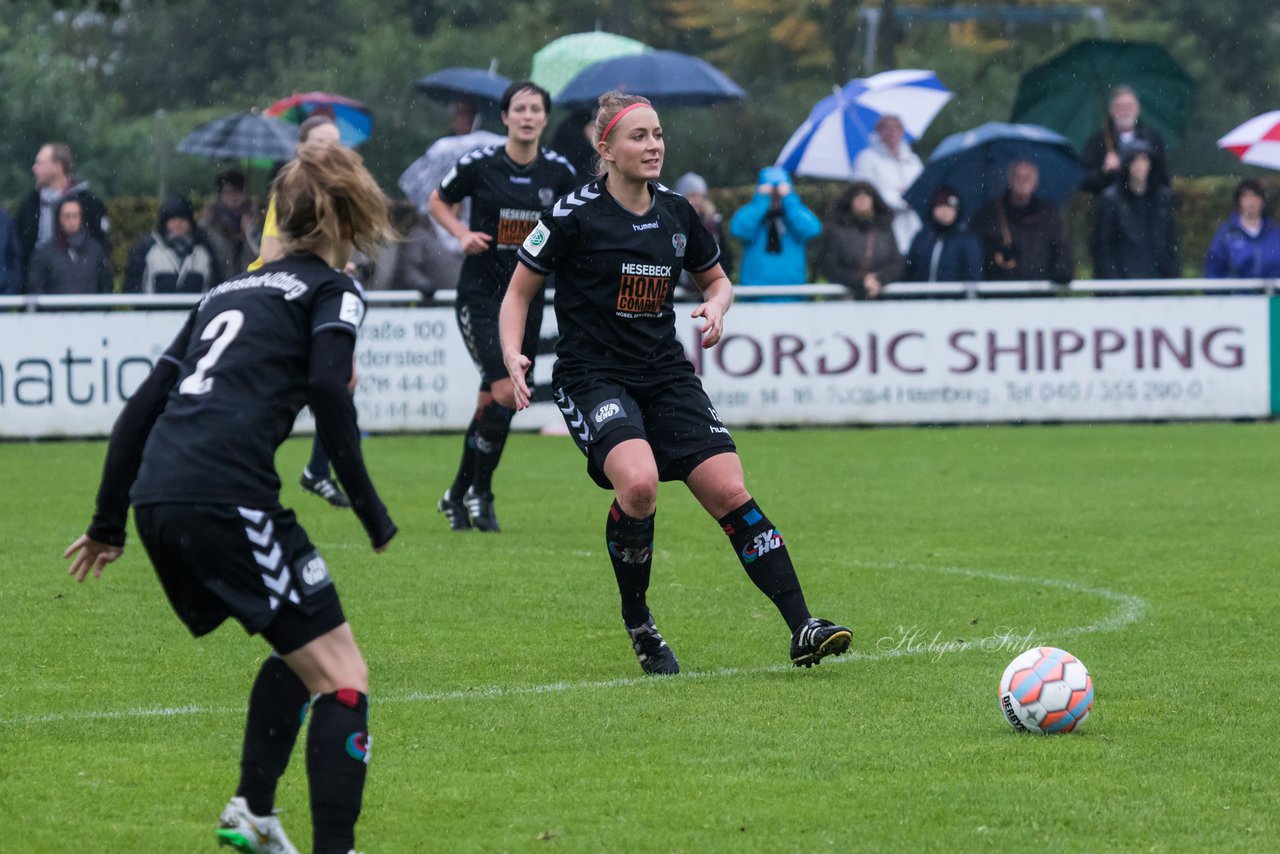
[0,296,1270,438]
[677,297,1270,424]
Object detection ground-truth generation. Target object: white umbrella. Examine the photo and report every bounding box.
[1217,110,1280,170]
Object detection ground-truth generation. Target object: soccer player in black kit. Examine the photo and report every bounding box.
[428,80,578,532]
[499,92,853,674]
[64,142,396,854]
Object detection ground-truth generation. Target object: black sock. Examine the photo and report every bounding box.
[306,436,331,480]
[471,401,514,495]
[236,655,310,817]
[718,498,811,633]
[448,411,480,497]
[606,500,655,628]
[307,689,370,854]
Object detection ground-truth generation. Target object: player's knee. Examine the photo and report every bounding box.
[615,475,658,517]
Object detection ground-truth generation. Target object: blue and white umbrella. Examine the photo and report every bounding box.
[775,69,952,180]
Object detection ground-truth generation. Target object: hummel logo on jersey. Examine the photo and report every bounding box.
[632,221,659,232]
[741,528,784,563]
[509,175,531,184]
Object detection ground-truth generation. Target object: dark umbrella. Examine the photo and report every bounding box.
[903,122,1084,222]
[176,111,297,161]
[414,66,512,106]
[555,50,747,109]
[1010,39,1196,151]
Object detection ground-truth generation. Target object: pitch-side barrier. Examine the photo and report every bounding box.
[2,279,1276,438]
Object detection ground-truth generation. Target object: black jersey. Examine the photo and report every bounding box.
[131,254,365,507]
[516,178,721,375]
[438,143,578,297]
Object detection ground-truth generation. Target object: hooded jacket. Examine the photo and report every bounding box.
[25,196,113,294]
[124,195,221,293]
[730,170,822,287]
[1092,178,1179,279]
[16,177,110,282]
[851,134,924,253]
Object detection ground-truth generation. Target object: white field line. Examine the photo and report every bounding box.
[5,561,1146,727]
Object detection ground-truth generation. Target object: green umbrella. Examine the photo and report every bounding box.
[1010,39,1196,151]
[530,31,651,97]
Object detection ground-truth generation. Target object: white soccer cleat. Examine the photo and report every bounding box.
[216,795,301,854]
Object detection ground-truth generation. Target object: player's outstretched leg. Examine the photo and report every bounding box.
[464,400,514,532]
[717,497,852,666]
[300,438,351,508]
[217,654,309,853]
[606,499,676,674]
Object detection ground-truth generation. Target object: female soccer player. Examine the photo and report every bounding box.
[64,142,396,854]
[499,92,852,674]
[428,80,578,532]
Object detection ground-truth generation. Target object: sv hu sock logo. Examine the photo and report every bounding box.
[741,529,783,564]
[345,731,371,764]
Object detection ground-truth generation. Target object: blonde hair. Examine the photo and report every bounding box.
[274,142,392,260]
[591,91,654,177]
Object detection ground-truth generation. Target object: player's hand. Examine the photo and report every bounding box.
[505,352,533,409]
[64,534,123,583]
[459,231,493,255]
[692,300,726,348]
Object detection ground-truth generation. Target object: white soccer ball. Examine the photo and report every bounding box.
[998,646,1093,734]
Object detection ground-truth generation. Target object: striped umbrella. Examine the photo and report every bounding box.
[776,70,952,180]
[1217,111,1280,171]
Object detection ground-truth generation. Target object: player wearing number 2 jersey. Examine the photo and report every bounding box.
[65,142,395,854]
[501,92,852,676]
[428,80,577,533]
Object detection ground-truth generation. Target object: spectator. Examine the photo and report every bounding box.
[1092,141,1179,279]
[820,181,904,299]
[1080,86,1169,194]
[199,169,257,275]
[16,142,110,284]
[0,204,22,295]
[675,171,733,287]
[974,160,1075,284]
[1204,179,1280,279]
[904,185,983,282]
[852,114,924,253]
[550,107,597,177]
[730,166,822,288]
[24,197,113,294]
[124,195,221,294]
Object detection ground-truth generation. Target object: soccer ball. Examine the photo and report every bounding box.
[998,646,1093,734]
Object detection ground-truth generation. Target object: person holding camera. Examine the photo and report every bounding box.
[973,159,1074,284]
[729,166,822,293]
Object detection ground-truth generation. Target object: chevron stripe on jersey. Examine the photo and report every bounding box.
[555,388,592,444]
[551,183,602,218]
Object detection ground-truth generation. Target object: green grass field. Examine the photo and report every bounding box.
[2,423,1277,852]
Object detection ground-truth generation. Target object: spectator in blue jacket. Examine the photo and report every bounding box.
[904,185,983,282]
[730,166,822,288]
[1204,180,1280,279]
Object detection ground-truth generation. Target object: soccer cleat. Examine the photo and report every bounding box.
[216,796,300,854]
[300,470,351,508]
[790,618,853,668]
[463,486,500,532]
[627,614,680,675]
[437,488,472,531]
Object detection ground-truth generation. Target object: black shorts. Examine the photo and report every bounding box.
[456,286,545,390]
[134,503,346,655]
[553,368,737,490]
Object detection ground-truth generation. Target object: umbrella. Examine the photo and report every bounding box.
[176,111,297,161]
[530,31,650,97]
[1217,111,1280,171]
[398,130,507,210]
[775,69,952,180]
[556,50,746,109]
[903,122,1083,221]
[265,91,372,147]
[1010,39,1196,151]
[414,66,512,106]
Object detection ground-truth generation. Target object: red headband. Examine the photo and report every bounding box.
[601,102,651,143]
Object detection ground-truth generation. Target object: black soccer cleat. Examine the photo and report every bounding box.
[790,618,852,668]
[463,486,500,532]
[627,614,680,675]
[300,470,351,508]
[437,489,472,531]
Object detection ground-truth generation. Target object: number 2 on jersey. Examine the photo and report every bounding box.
[178,309,245,396]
